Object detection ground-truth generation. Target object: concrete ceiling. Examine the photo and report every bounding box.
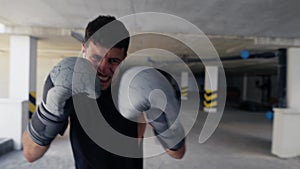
[0,0,299,39]
[0,0,299,74]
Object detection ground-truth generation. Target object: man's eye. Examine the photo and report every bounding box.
[108,58,121,64]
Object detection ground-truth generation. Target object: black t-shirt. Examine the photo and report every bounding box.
[68,89,143,169]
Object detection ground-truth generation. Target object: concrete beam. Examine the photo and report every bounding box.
[255,37,300,47]
[0,25,84,39]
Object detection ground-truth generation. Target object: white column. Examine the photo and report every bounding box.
[287,49,300,110]
[204,66,218,113]
[0,35,37,150]
[181,72,188,100]
[9,36,37,100]
[272,47,300,158]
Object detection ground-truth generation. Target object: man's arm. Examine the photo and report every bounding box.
[118,67,186,159]
[140,112,185,159]
[166,144,185,159]
[22,130,49,162]
[138,122,185,159]
[22,57,101,163]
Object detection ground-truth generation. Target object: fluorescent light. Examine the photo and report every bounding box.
[0,23,5,33]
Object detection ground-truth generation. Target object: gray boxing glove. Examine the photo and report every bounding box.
[27,57,101,146]
[118,66,185,150]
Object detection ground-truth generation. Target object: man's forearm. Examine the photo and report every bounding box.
[166,144,185,159]
[22,130,49,162]
[166,134,186,159]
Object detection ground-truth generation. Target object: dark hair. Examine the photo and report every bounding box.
[84,15,130,55]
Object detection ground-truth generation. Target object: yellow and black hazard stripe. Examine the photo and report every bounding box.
[29,91,36,118]
[203,90,217,109]
[181,86,188,98]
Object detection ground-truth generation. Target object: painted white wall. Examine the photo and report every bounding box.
[36,57,63,102]
[0,55,9,98]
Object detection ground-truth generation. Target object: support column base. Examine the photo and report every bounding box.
[0,99,28,150]
[272,108,300,158]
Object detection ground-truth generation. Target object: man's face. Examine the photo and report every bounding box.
[82,41,125,90]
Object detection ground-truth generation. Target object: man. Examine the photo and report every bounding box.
[22,15,185,169]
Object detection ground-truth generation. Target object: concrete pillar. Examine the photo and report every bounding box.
[203,66,218,113]
[181,72,188,100]
[9,36,37,101]
[272,47,300,158]
[0,35,37,150]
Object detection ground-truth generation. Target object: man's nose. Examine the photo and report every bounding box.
[98,58,110,74]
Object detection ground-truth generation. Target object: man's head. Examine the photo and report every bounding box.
[82,15,130,90]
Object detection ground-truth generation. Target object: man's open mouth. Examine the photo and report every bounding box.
[97,73,110,83]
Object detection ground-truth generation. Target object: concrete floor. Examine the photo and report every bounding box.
[0,107,300,169]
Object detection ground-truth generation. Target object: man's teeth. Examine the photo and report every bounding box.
[99,76,109,81]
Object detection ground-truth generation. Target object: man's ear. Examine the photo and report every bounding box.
[122,48,127,58]
[81,43,86,57]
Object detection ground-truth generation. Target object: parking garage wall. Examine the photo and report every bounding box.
[0,55,9,98]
